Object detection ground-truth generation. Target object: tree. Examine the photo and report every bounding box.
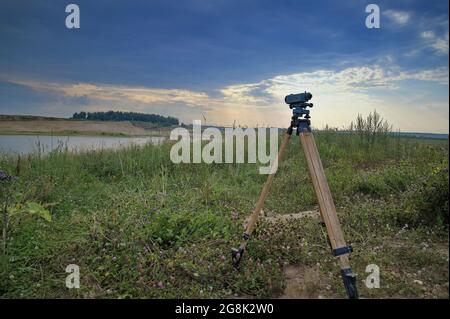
[70,111,179,126]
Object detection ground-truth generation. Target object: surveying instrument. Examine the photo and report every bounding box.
[231,92,358,299]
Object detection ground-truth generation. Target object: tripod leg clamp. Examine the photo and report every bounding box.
[287,126,294,135]
[332,245,353,257]
[341,268,359,299]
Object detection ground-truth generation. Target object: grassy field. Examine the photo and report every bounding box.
[0,127,448,298]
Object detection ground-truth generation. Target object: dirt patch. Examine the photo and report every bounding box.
[243,210,320,231]
[279,265,332,299]
[263,210,320,223]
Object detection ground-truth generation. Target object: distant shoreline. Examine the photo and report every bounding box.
[0,115,173,137]
[0,114,448,139]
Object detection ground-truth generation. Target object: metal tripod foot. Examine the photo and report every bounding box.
[231,247,244,268]
[341,268,359,299]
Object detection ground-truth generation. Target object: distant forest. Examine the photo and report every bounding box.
[71,111,179,126]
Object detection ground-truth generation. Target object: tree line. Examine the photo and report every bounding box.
[71,111,179,126]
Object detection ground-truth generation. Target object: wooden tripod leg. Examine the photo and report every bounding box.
[299,131,358,298]
[232,132,291,267]
[244,132,290,237]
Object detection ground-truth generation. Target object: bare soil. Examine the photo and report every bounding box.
[279,265,333,299]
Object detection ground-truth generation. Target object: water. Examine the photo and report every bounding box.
[0,135,166,155]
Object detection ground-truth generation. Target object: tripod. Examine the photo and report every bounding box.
[231,107,358,299]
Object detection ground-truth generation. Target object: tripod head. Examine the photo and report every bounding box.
[285,92,313,134]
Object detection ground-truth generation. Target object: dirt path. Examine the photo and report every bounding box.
[258,210,333,298]
[279,265,334,298]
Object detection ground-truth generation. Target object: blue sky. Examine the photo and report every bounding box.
[0,0,448,132]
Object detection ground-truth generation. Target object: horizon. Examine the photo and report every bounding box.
[2,112,449,137]
[0,0,449,134]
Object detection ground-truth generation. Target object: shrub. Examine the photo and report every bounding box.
[402,167,449,227]
[145,210,234,247]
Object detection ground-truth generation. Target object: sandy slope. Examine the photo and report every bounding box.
[0,119,155,136]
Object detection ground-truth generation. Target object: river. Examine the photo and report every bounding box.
[0,135,166,155]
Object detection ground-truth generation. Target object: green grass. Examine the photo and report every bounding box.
[0,132,448,298]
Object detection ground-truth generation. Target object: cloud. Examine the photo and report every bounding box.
[211,66,448,131]
[421,31,435,39]
[223,65,448,100]
[405,67,449,84]
[5,79,217,109]
[384,10,411,25]
[420,30,449,54]
[2,64,448,131]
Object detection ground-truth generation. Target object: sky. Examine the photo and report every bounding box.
[0,0,448,133]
